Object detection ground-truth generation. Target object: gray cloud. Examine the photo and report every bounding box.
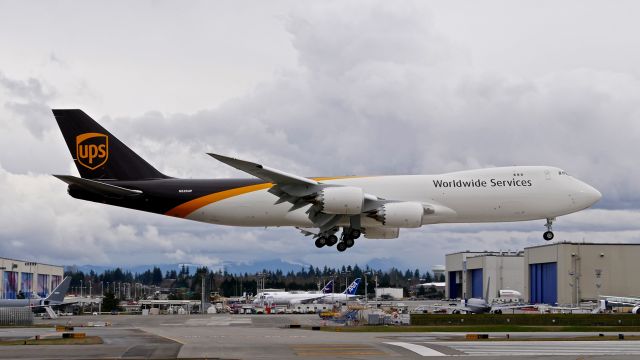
[0,1,639,269]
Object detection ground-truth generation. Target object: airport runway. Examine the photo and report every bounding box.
[1,314,640,359]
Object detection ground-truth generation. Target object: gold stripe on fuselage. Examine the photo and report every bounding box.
[164,176,360,218]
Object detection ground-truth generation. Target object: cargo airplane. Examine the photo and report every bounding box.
[52,110,602,252]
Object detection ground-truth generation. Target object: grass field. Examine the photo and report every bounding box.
[323,325,640,333]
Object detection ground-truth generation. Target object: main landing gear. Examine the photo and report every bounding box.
[315,234,338,248]
[336,228,360,252]
[543,218,555,241]
[316,227,360,252]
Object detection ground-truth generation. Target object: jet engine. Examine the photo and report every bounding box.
[632,306,640,314]
[364,227,399,239]
[316,186,364,214]
[374,202,424,228]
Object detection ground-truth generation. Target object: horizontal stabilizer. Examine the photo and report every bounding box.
[53,175,142,197]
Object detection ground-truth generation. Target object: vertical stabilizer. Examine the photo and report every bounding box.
[52,109,168,180]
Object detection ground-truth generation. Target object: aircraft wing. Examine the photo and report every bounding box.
[207,153,318,187]
[298,295,329,304]
[490,304,532,311]
[208,153,440,232]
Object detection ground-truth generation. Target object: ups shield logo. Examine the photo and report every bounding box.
[76,133,108,170]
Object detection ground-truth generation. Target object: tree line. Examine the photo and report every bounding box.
[65,264,445,300]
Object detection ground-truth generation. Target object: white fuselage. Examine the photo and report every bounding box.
[253,291,325,306]
[187,166,601,229]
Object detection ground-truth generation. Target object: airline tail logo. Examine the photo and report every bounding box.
[76,133,108,170]
[345,278,361,295]
[322,280,334,293]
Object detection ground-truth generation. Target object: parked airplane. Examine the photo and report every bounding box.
[253,280,336,305]
[52,109,602,251]
[599,295,640,314]
[416,278,528,314]
[0,277,72,317]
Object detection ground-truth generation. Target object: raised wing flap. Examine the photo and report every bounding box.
[208,153,318,187]
[53,175,142,197]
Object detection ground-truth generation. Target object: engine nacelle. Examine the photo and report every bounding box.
[316,186,364,214]
[364,227,399,239]
[632,306,640,314]
[375,202,424,228]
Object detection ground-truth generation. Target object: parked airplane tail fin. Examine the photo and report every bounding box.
[321,280,334,294]
[52,109,168,180]
[343,278,361,295]
[45,277,71,303]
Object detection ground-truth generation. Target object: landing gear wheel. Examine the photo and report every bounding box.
[327,235,338,246]
[336,242,347,252]
[345,237,355,248]
[315,237,326,248]
[543,218,555,241]
[351,230,361,239]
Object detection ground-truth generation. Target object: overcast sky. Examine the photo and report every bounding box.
[1,0,639,271]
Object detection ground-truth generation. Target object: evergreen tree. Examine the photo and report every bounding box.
[102,291,120,312]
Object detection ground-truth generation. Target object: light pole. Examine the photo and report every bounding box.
[364,271,372,306]
[341,271,351,294]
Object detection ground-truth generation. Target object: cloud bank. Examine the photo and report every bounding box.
[0,1,639,269]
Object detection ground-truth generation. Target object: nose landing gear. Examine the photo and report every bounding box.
[543,218,555,241]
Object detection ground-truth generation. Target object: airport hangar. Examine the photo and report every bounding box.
[445,242,640,305]
[0,257,64,299]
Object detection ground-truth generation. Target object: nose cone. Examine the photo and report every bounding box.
[577,181,602,208]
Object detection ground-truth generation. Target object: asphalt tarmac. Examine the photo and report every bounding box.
[1,314,640,359]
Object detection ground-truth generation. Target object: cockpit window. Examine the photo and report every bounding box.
[558,170,568,175]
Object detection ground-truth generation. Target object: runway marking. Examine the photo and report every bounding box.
[385,342,448,356]
[291,343,386,356]
[441,340,640,356]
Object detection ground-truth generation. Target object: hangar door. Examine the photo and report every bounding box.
[529,262,557,304]
[449,271,461,299]
[471,269,483,299]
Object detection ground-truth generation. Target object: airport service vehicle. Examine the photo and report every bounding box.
[52,109,602,252]
[0,277,72,318]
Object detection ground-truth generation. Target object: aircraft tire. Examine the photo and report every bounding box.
[543,231,554,241]
[336,242,347,252]
[345,237,355,248]
[315,237,326,248]
[351,230,361,239]
[327,235,338,246]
